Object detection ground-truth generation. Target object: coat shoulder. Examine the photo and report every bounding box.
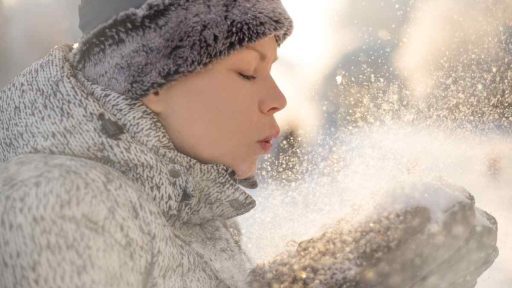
[0,44,72,95]
[0,153,157,287]
[1,153,135,201]
[0,153,159,226]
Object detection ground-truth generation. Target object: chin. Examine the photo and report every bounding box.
[234,160,258,179]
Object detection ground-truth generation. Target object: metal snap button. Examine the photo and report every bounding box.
[228,199,244,211]
[169,167,182,179]
[180,189,193,203]
[97,112,125,140]
[228,169,237,180]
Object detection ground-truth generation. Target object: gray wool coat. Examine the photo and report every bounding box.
[0,44,259,288]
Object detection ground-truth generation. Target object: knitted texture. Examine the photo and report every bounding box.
[70,0,294,101]
[0,44,259,287]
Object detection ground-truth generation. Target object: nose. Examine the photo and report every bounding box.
[260,76,287,115]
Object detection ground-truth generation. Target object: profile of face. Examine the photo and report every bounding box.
[141,35,287,180]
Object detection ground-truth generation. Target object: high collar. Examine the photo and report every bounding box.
[0,44,256,224]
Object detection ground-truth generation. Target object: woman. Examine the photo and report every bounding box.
[0,0,498,287]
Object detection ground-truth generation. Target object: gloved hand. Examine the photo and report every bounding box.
[247,180,498,288]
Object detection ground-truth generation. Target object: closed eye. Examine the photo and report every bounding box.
[238,72,257,81]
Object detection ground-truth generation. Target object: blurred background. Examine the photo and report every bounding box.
[1,0,511,287]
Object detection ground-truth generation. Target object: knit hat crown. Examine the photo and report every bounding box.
[71,0,294,101]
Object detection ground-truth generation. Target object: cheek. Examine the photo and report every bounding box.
[217,91,258,139]
[197,77,259,138]
[164,73,260,160]
[184,97,259,165]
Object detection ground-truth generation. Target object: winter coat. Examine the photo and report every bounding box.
[0,43,259,288]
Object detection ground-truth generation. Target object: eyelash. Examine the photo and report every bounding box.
[238,72,257,81]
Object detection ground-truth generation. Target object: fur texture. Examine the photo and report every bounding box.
[70,0,294,101]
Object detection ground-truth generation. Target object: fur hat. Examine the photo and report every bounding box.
[71,0,294,101]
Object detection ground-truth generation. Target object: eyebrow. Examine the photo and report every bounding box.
[245,46,279,63]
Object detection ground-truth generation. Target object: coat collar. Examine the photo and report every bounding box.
[1,44,257,224]
[66,44,258,224]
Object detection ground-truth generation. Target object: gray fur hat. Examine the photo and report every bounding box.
[71,0,294,101]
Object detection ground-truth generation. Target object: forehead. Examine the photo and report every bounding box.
[240,44,278,63]
[208,38,278,67]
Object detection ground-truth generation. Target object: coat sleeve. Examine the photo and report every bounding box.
[0,154,154,288]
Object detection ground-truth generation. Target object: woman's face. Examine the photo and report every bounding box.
[141,35,287,179]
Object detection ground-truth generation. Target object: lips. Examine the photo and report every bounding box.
[258,140,273,153]
[257,129,280,153]
[258,129,280,143]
